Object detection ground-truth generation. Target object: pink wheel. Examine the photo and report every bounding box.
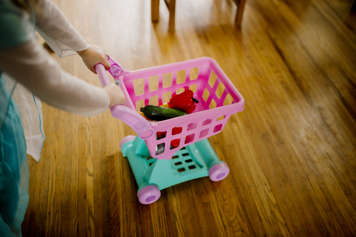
[209,162,230,182]
[120,135,136,150]
[137,185,161,205]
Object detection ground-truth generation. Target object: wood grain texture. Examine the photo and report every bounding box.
[22,0,356,236]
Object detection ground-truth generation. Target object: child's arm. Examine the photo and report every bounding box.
[35,0,89,57]
[35,0,110,74]
[0,38,124,116]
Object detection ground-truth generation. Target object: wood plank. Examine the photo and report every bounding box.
[22,0,356,236]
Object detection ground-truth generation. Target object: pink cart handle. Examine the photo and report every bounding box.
[95,63,153,139]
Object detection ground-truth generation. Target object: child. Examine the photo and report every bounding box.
[0,0,124,235]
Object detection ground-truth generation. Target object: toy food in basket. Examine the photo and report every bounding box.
[139,89,198,121]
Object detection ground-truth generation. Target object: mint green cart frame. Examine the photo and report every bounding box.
[120,136,230,205]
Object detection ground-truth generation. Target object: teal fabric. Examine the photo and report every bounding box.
[0,80,28,237]
[0,0,33,235]
[0,0,33,49]
[0,0,34,128]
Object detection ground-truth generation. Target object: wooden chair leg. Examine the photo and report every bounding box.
[235,0,246,27]
[168,0,176,32]
[151,0,160,22]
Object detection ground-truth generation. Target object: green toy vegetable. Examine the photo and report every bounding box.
[140,105,186,121]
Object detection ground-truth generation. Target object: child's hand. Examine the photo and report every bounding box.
[104,83,126,107]
[78,45,110,73]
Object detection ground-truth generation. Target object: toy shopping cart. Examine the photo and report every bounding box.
[95,56,244,205]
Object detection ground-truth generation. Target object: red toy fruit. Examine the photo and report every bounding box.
[170,139,180,148]
[168,89,198,114]
[156,131,167,139]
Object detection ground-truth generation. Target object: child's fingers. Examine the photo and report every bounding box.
[103,55,110,70]
[79,45,110,72]
[91,55,109,73]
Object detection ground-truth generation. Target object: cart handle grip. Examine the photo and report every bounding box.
[95,63,153,139]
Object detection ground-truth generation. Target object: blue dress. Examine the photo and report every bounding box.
[0,1,34,236]
[0,83,28,236]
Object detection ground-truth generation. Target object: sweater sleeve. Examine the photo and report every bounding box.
[0,38,109,117]
[35,0,89,57]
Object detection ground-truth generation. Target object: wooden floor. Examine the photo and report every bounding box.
[22,0,356,236]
